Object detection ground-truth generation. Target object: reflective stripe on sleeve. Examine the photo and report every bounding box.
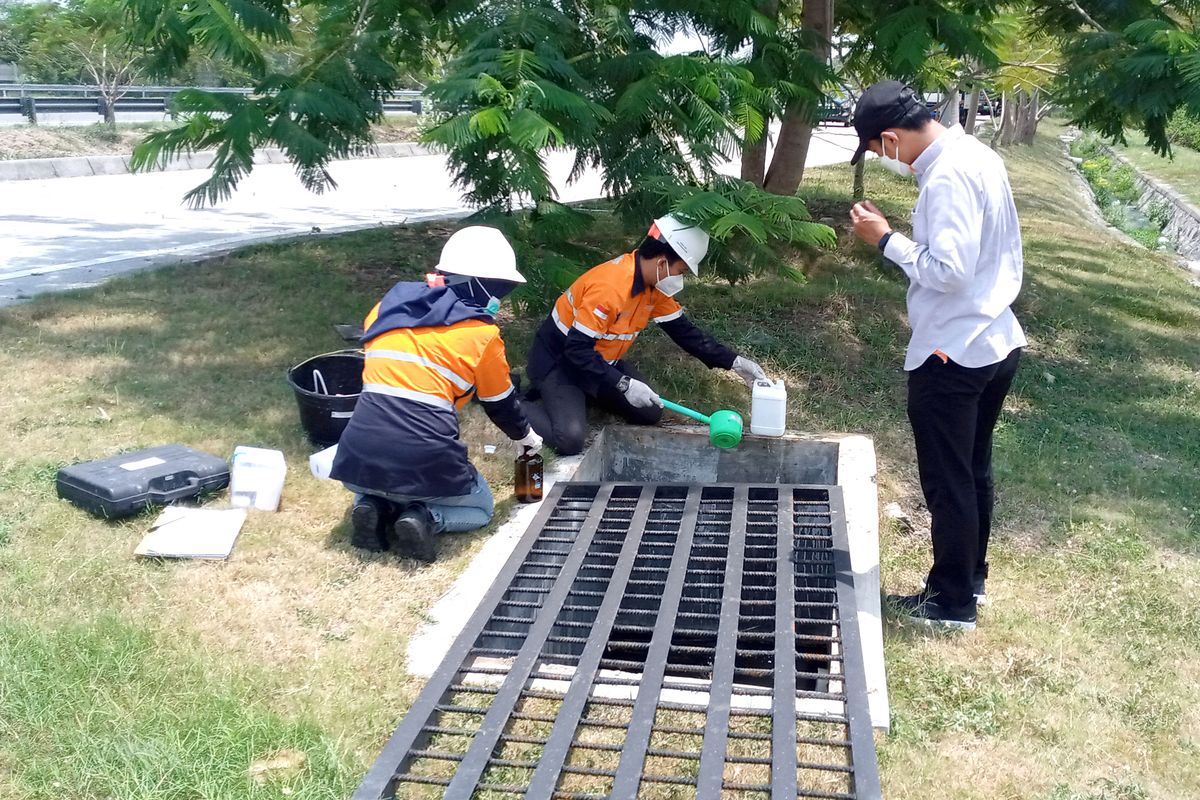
[653,309,684,324]
[477,384,516,403]
[572,320,601,338]
[550,306,571,336]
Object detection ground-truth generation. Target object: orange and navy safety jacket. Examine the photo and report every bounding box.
[527,251,737,393]
[330,282,527,497]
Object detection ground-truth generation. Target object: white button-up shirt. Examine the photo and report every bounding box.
[882,124,1027,370]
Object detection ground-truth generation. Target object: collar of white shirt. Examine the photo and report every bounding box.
[912,123,966,179]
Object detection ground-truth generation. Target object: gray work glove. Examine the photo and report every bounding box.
[623,378,663,409]
[731,355,767,388]
[513,428,544,455]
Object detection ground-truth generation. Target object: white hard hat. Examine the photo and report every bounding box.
[435,226,526,284]
[650,214,709,275]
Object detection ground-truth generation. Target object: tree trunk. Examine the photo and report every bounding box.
[940,86,960,126]
[101,95,116,125]
[741,120,770,187]
[764,105,816,194]
[964,87,980,135]
[740,0,780,187]
[762,0,833,195]
[853,158,865,199]
[995,90,1017,147]
[1017,89,1040,144]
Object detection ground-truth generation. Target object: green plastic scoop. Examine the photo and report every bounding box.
[661,398,744,449]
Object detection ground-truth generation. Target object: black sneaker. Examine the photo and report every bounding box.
[389,503,438,563]
[887,591,977,631]
[350,495,393,552]
[921,575,987,606]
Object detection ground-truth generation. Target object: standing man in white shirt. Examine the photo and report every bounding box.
[848,80,1027,631]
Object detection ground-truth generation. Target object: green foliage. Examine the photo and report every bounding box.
[1166,107,1200,151]
[632,175,836,284]
[422,5,608,210]
[1146,199,1173,230]
[1034,1,1200,156]
[1071,136,1140,206]
[127,0,442,205]
[1070,133,1171,250]
[0,0,135,85]
[841,1,1003,85]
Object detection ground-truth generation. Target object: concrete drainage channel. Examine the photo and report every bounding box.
[365,426,887,799]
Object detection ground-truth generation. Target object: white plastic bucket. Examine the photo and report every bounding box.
[309,444,338,481]
[229,446,288,511]
[749,378,787,437]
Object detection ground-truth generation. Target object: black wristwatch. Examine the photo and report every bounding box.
[878,230,894,252]
[615,375,631,393]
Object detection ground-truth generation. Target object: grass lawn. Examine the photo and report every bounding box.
[1112,134,1200,208]
[1,131,1198,800]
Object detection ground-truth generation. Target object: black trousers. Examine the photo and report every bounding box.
[523,361,662,455]
[907,348,1021,610]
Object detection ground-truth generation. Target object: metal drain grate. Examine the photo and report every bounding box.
[356,483,880,800]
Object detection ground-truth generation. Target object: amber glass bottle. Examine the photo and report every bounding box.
[514,447,544,503]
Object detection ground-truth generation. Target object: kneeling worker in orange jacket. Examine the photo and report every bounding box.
[523,214,767,455]
[331,227,542,562]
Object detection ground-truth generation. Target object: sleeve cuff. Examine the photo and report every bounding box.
[882,231,914,265]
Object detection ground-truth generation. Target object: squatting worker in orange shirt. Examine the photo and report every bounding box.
[523,214,767,455]
[330,227,542,563]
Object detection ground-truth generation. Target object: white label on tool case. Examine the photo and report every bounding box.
[330,411,354,419]
[119,456,166,472]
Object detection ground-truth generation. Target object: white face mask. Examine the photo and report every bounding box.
[878,136,915,178]
[655,261,685,297]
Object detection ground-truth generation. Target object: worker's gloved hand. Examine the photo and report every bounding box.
[623,379,663,409]
[514,428,543,455]
[731,355,767,388]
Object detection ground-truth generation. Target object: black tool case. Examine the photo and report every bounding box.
[56,444,231,519]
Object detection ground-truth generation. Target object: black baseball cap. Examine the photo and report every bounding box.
[850,80,929,165]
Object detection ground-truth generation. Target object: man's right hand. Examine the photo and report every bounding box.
[850,200,892,246]
[623,378,663,409]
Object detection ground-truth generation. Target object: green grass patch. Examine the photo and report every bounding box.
[0,127,1198,799]
[1110,129,1200,209]
[0,617,353,799]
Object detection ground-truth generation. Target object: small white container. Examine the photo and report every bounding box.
[229,446,288,511]
[749,378,787,437]
[308,444,338,481]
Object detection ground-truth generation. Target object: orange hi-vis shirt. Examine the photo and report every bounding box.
[550,252,683,364]
[360,302,517,411]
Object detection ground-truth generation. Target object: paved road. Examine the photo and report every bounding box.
[0,127,859,305]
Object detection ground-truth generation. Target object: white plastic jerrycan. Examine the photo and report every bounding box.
[229,446,288,511]
[749,378,787,437]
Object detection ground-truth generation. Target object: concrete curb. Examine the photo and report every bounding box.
[0,141,433,182]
